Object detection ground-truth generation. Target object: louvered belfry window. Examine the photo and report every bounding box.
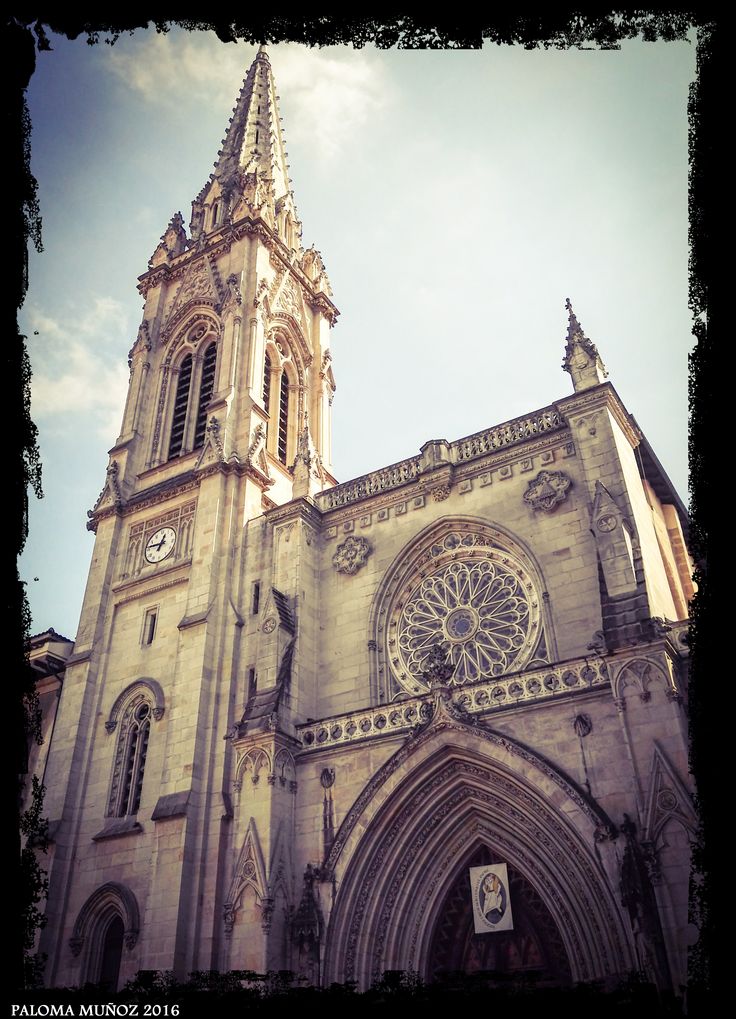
[278,371,289,464]
[167,332,219,461]
[168,354,193,458]
[263,352,272,412]
[193,343,217,448]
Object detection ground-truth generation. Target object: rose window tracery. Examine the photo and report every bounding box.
[386,531,543,695]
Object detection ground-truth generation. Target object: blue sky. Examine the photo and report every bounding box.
[20,27,697,638]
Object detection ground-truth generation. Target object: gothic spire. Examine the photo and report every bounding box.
[213,46,292,206]
[186,46,303,252]
[562,298,608,392]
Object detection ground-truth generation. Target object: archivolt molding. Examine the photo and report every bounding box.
[233,746,272,791]
[160,306,222,351]
[266,314,313,377]
[272,747,296,787]
[609,655,677,702]
[323,710,616,881]
[69,882,140,957]
[322,731,630,988]
[105,678,165,734]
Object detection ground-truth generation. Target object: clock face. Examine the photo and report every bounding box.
[144,526,177,564]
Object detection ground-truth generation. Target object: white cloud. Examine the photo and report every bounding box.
[274,47,390,159]
[26,298,131,441]
[106,31,389,161]
[107,30,246,108]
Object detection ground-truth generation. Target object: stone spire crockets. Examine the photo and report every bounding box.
[214,46,291,204]
[562,298,608,392]
[189,46,302,252]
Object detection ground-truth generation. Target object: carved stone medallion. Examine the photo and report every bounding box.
[332,536,372,575]
[523,470,572,512]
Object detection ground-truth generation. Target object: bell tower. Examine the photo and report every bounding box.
[38,47,339,988]
[118,45,338,513]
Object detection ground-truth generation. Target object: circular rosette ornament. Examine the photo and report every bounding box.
[392,555,540,692]
[332,535,372,575]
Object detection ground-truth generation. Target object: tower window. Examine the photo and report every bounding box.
[278,372,289,464]
[142,608,157,646]
[211,200,220,227]
[168,354,193,458]
[248,668,257,700]
[108,697,151,817]
[263,352,272,413]
[252,581,261,615]
[167,338,218,460]
[194,343,217,448]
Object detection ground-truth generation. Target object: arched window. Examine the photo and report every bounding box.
[278,371,289,464]
[167,338,218,460]
[168,354,193,458]
[262,334,299,467]
[108,696,151,817]
[193,342,217,448]
[211,200,220,228]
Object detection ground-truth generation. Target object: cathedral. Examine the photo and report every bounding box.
[29,46,696,995]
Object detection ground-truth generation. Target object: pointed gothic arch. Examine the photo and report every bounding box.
[262,328,304,466]
[150,311,222,466]
[70,882,140,989]
[322,719,631,989]
[104,681,164,818]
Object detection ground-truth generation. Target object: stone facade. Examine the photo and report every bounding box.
[34,48,696,996]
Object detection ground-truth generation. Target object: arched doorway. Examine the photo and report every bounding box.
[322,713,632,989]
[98,915,124,990]
[428,846,571,984]
[70,882,140,989]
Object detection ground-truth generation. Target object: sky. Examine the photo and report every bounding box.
[19,25,697,640]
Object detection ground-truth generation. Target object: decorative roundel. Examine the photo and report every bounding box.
[388,532,541,694]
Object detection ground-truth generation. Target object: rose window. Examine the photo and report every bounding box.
[390,554,540,693]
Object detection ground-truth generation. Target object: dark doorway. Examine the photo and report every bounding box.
[98,915,124,990]
[428,847,572,985]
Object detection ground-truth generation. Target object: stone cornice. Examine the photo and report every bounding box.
[297,652,611,756]
[317,435,574,530]
[265,496,323,531]
[556,382,641,447]
[112,568,190,605]
[315,404,568,515]
[138,214,340,323]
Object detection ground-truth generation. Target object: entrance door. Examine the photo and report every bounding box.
[428,848,572,985]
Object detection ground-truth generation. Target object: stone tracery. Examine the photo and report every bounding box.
[378,523,548,697]
[397,558,535,686]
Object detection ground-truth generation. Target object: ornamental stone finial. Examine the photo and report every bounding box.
[562,297,608,392]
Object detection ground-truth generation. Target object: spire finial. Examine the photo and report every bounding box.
[565,297,583,339]
[562,298,608,392]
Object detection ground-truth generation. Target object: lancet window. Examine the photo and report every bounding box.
[166,323,219,460]
[261,333,300,467]
[107,689,158,818]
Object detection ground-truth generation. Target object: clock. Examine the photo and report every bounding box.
[144,526,177,564]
